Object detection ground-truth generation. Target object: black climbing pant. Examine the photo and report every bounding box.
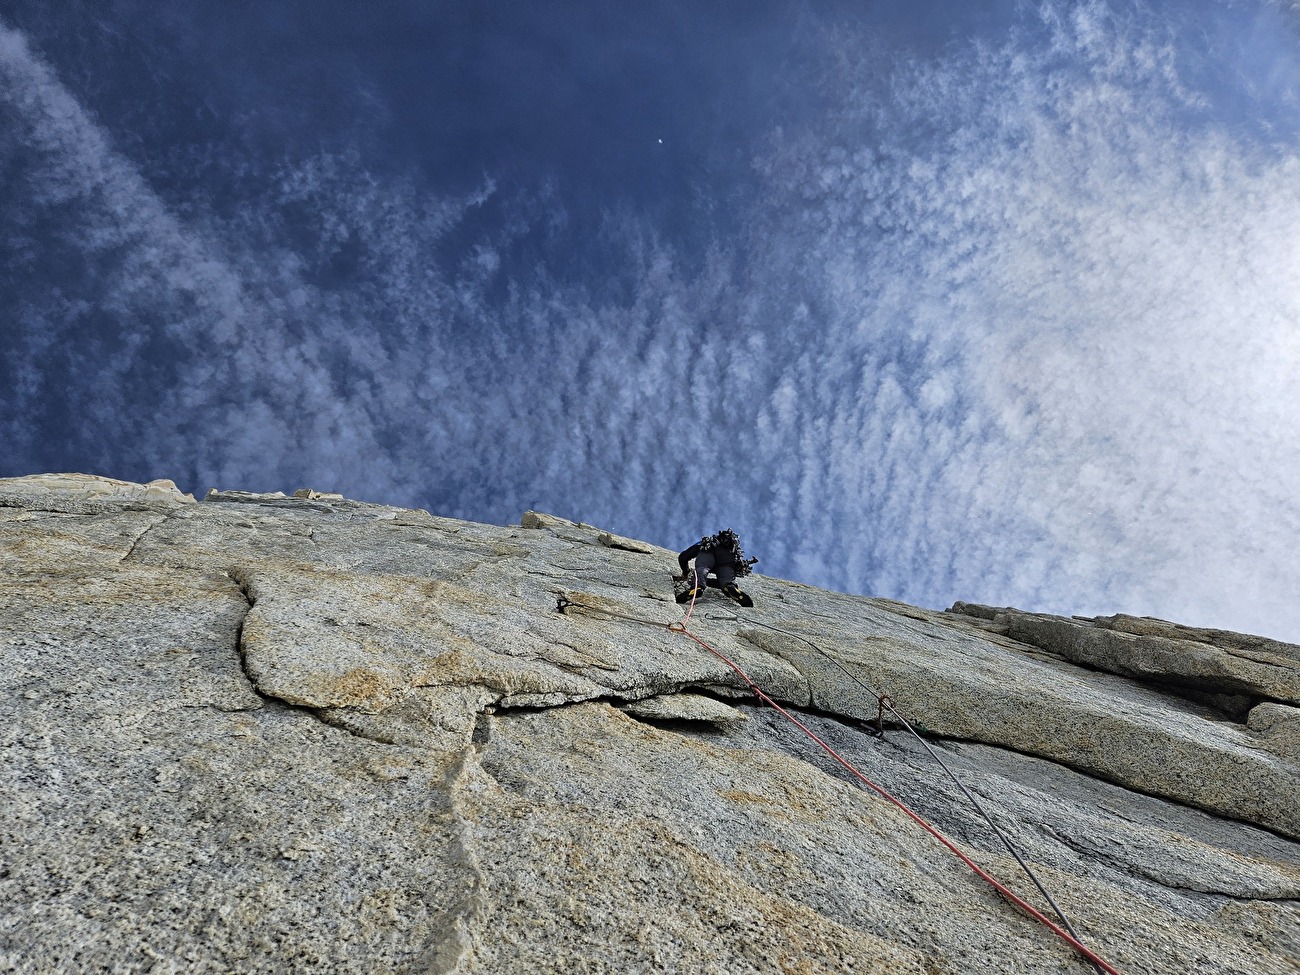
[693,548,736,589]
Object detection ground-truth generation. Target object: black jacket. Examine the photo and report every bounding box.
[678,533,747,576]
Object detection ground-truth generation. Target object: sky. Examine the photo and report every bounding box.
[3,0,1300,641]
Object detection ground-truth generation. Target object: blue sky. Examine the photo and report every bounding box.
[4,0,1300,640]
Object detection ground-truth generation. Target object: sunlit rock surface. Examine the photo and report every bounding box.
[2,473,1297,974]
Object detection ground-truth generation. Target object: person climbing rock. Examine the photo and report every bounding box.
[674,528,756,607]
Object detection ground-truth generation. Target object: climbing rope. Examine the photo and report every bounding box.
[681,572,702,626]
[720,613,1093,955]
[556,593,1124,975]
[672,622,1124,975]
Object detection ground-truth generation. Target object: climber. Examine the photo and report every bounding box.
[674,528,756,607]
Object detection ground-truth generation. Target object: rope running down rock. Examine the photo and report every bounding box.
[554,593,1124,975]
[708,611,1094,957]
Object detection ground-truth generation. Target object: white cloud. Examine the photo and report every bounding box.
[5,3,1300,642]
[726,0,1300,638]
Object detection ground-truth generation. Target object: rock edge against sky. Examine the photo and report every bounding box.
[1,473,1297,974]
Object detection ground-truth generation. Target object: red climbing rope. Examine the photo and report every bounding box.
[680,573,702,627]
[668,620,1126,975]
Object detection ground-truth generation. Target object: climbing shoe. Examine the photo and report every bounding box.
[723,584,754,608]
[675,587,705,604]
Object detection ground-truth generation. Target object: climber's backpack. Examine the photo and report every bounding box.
[702,529,752,577]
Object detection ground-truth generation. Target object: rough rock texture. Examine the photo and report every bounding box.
[619,691,750,727]
[2,474,1298,974]
[950,602,1300,709]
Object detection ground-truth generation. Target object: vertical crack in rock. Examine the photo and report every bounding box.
[227,567,258,697]
[220,565,492,973]
[407,734,490,975]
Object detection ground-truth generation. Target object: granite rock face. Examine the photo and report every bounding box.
[955,603,1300,709]
[2,474,1298,975]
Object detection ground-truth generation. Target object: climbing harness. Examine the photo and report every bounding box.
[556,592,1124,975]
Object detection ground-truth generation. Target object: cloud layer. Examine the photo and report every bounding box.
[3,1,1300,639]
[736,1,1300,634]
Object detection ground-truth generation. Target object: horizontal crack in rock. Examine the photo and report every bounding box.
[931,732,1300,844]
[1049,831,1300,903]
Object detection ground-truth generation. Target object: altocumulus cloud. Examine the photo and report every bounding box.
[2,2,1300,640]
[0,21,495,502]
[737,0,1300,636]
